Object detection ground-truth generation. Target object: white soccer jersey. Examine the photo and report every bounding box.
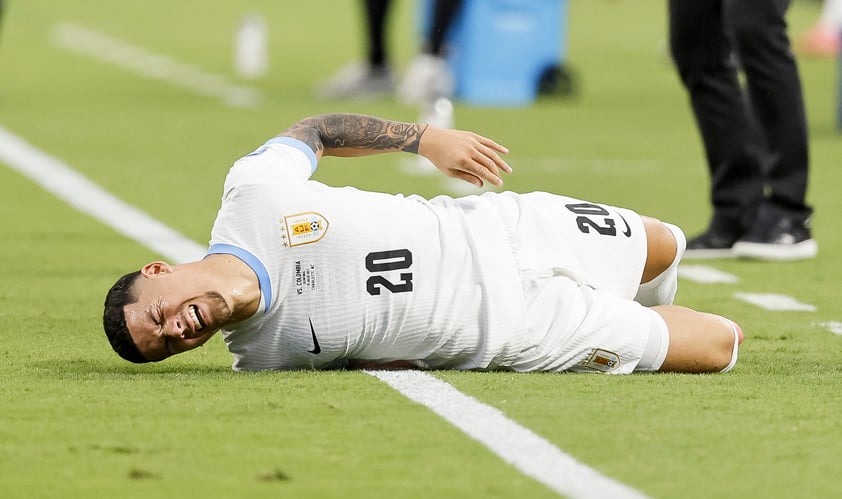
[209,138,528,371]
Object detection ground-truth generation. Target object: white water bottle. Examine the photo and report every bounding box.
[420,97,454,130]
[234,14,268,79]
[407,97,455,175]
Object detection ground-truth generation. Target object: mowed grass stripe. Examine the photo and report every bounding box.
[0,125,646,497]
[0,125,205,264]
[52,22,261,108]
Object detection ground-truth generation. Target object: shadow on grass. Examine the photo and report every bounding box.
[26,357,232,378]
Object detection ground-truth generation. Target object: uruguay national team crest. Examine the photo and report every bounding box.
[281,212,329,247]
[582,348,621,372]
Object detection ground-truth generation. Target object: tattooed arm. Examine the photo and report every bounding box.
[278,113,512,187]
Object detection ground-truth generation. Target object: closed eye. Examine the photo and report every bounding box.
[152,300,171,356]
[153,299,164,329]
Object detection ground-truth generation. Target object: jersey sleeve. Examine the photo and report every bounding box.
[222,137,318,195]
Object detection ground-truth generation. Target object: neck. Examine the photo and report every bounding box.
[200,253,262,322]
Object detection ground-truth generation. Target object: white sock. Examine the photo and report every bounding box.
[719,318,741,373]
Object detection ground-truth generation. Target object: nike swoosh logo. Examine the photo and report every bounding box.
[307,317,321,354]
[619,213,632,237]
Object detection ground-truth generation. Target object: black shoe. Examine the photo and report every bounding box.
[684,229,741,259]
[732,213,817,261]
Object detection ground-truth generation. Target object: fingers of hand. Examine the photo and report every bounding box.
[432,131,511,188]
[478,142,512,173]
[450,170,483,188]
[472,154,504,187]
[478,136,510,157]
[469,145,510,187]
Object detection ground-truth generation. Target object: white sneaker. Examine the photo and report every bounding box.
[315,62,394,100]
[397,54,455,105]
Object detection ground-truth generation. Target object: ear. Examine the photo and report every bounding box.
[141,261,174,278]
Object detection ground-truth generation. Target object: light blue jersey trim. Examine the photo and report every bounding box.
[264,137,318,174]
[206,243,272,313]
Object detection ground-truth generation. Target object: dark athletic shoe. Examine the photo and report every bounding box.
[733,215,817,261]
[683,229,740,260]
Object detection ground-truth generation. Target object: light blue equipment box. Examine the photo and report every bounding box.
[423,0,569,107]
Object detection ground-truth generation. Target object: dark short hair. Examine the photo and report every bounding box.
[102,270,151,363]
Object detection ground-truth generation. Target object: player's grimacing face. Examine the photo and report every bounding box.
[123,264,232,361]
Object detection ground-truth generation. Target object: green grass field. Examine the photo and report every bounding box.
[2,1,842,498]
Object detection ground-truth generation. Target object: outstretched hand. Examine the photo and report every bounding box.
[418,126,512,188]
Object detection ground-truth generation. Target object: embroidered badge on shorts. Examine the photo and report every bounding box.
[582,348,621,372]
[281,212,329,247]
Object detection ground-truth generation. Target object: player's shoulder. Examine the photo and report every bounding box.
[223,139,316,192]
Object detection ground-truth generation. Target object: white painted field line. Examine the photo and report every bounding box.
[0,126,205,263]
[0,126,647,498]
[52,22,260,108]
[678,264,739,284]
[734,292,817,312]
[368,370,649,499]
[817,322,842,336]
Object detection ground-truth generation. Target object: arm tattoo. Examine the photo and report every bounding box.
[280,114,428,155]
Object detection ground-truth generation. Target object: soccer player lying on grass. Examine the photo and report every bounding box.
[103,113,743,374]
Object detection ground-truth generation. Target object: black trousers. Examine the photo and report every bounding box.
[362,0,463,65]
[668,0,812,233]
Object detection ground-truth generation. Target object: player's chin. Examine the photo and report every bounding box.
[181,330,218,351]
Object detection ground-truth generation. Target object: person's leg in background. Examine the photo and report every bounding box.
[315,0,396,100]
[668,0,765,259]
[397,0,464,105]
[728,0,817,260]
[424,0,463,56]
[364,0,392,72]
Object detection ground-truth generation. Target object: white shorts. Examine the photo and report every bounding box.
[512,274,670,373]
[492,191,648,299]
[488,191,669,373]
